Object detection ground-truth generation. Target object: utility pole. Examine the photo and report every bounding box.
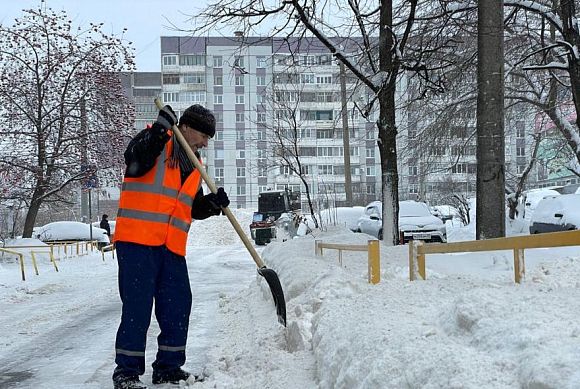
[340,62,353,206]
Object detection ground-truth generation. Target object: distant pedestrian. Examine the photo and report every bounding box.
[100,214,111,236]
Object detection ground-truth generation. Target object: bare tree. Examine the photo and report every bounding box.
[0,5,135,237]
[254,81,320,228]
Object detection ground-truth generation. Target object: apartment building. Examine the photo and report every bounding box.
[158,36,382,210]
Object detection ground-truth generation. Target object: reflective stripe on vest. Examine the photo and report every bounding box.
[114,139,201,255]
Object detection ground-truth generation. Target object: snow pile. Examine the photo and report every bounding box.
[198,225,580,389]
[1,211,580,388]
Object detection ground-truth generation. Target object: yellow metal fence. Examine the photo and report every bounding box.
[315,239,381,284]
[408,230,580,283]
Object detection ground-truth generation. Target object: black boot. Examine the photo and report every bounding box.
[152,368,192,385]
[113,375,147,389]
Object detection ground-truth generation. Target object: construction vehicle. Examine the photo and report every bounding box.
[249,189,301,245]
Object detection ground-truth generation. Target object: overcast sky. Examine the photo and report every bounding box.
[0,0,219,71]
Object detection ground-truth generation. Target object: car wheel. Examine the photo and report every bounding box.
[378,230,383,240]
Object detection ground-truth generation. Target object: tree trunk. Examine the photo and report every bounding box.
[476,0,505,239]
[22,187,45,238]
[378,0,400,246]
[560,0,580,137]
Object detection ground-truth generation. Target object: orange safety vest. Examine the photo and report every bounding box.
[114,138,202,256]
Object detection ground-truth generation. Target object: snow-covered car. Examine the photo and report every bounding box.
[356,200,447,242]
[529,194,580,234]
[34,221,110,245]
[523,188,561,220]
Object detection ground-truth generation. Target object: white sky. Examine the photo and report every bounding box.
[0,0,216,71]
[2,207,580,387]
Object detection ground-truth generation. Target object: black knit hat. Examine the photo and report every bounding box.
[179,104,216,138]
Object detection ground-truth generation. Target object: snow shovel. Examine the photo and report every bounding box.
[154,98,286,326]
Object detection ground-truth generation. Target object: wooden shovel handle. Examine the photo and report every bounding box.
[154,99,265,268]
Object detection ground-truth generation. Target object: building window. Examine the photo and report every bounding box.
[236,113,245,122]
[215,149,224,159]
[213,56,222,68]
[366,166,376,176]
[318,165,333,175]
[180,91,206,103]
[366,184,376,194]
[257,75,266,86]
[215,168,224,179]
[256,94,265,103]
[162,74,179,84]
[183,73,205,84]
[214,75,223,86]
[236,95,245,104]
[257,113,266,122]
[408,166,418,176]
[256,56,267,68]
[451,163,467,174]
[214,94,223,104]
[237,186,246,196]
[516,120,525,138]
[236,130,245,140]
[366,148,375,158]
[235,75,245,86]
[316,75,333,84]
[517,164,526,174]
[316,129,333,139]
[258,166,267,177]
[163,92,179,103]
[429,146,446,156]
[300,73,315,84]
[179,55,205,66]
[237,167,246,177]
[237,150,246,159]
[409,184,419,194]
[214,130,223,140]
[162,55,177,66]
[301,55,316,66]
[301,165,311,175]
[214,112,223,123]
[516,147,526,156]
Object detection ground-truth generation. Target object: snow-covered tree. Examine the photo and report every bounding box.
[0,4,135,237]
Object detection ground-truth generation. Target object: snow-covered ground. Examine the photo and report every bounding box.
[1,208,580,388]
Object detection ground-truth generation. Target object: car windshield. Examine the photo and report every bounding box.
[399,202,432,217]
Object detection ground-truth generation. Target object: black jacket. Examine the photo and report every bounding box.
[123,124,220,220]
[100,219,111,236]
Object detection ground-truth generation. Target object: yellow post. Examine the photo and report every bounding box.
[367,240,380,284]
[49,249,59,272]
[513,248,525,284]
[409,240,416,281]
[315,240,322,256]
[417,240,426,280]
[76,242,80,256]
[30,252,40,275]
[18,253,25,281]
[338,249,343,266]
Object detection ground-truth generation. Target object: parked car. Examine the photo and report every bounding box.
[34,221,110,246]
[356,200,447,242]
[529,194,580,234]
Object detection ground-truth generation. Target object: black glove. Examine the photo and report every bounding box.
[205,187,230,214]
[155,105,177,130]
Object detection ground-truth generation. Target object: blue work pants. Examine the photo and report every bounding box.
[113,241,192,378]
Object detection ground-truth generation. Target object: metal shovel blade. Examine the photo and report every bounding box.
[257,266,287,326]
